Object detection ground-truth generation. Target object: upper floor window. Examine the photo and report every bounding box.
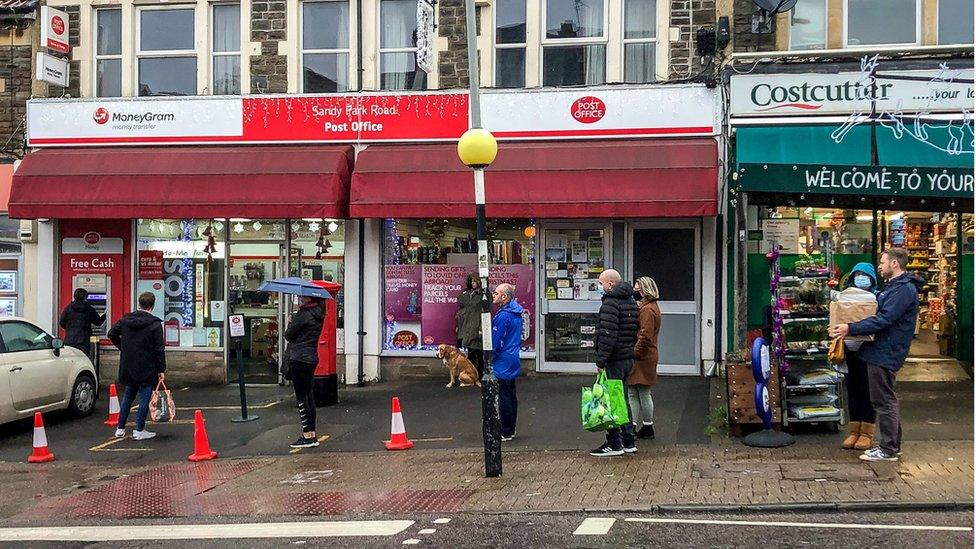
[302,0,350,92]
[542,0,606,86]
[623,0,656,83]
[380,0,426,90]
[137,8,197,96]
[212,4,241,95]
[95,9,122,97]
[790,0,827,50]
[938,0,974,45]
[845,0,919,47]
[495,0,526,88]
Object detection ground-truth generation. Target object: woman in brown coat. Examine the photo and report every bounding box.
[628,276,661,439]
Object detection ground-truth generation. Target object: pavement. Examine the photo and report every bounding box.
[0,375,970,524]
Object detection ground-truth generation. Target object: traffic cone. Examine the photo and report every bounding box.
[27,412,55,463]
[187,409,218,462]
[385,397,414,451]
[104,383,120,426]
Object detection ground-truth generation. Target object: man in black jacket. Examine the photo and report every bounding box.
[108,292,166,441]
[590,269,640,457]
[59,288,106,354]
[830,248,924,462]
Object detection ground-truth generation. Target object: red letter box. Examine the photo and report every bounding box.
[311,280,341,406]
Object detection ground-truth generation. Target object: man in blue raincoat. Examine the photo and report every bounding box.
[491,283,523,442]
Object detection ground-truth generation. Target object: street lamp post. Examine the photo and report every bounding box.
[456,0,502,478]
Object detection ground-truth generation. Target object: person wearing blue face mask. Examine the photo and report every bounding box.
[832,262,879,451]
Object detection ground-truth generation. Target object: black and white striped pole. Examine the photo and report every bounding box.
[457,0,502,477]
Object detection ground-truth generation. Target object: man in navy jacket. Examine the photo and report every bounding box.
[830,248,924,462]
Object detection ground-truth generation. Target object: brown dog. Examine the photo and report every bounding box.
[436,344,481,388]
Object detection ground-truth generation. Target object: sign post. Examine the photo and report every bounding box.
[229,314,258,423]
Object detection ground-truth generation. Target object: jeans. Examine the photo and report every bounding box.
[867,364,902,454]
[291,360,317,434]
[117,384,153,432]
[627,385,655,426]
[845,350,876,423]
[498,378,518,437]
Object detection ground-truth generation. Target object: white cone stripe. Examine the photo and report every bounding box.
[391,412,406,434]
[108,397,120,414]
[32,427,47,448]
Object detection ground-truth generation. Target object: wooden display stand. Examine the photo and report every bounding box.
[727,360,782,437]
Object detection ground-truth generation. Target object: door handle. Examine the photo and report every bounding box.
[9,366,22,372]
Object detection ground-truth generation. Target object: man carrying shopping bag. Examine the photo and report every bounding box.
[590,269,639,457]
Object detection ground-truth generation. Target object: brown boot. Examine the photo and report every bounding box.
[854,423,875,451]
[842,421,861,449]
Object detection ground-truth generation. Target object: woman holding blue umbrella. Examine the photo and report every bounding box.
[284,295,325,449]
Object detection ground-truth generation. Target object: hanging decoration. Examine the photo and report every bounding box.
[767,244,789,373]
[385,218,402,265]
[315,218,332,260]
[202,221,217,265]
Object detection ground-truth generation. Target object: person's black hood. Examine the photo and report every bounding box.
[604,281,635,300]
[117,310,161,330]
[67,300,90,312]
[306,303,325,322]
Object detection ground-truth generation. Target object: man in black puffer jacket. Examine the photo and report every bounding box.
[59,288,106,354]
[590,269,640,457]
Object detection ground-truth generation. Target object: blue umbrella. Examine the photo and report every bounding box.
[257,277,334,299]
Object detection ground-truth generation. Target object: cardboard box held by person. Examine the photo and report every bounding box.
[829,297,877,341]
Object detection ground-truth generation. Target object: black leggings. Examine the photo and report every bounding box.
[467,349,485,379]
[846,349,876,423]
[291,360,317,433]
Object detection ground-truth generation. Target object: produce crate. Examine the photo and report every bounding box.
[726,361,781,437]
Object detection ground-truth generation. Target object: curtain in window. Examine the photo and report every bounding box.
[381,0,423,90]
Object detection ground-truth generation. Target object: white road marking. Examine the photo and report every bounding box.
[0,521,416,541]
[433,518,451,524]
[573,517,616,535]
[624,518,973,532]
[402,539,421,545]
[418,528,436,535]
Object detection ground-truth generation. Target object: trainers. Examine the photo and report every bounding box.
[589,443,624,457]
[132,430,156,441]
[501,434,515,442]
[859,447,898,462]
[114,428,126,438]
[289,437,319,449]
[637,424,655,439]
[623,444,637,454]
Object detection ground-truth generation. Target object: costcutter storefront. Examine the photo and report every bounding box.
[10,84,722,385]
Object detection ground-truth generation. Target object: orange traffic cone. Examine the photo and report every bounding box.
[27,412,55,463]
[104,383,120,426]
[188,409,218,462]
[385,397,414,451]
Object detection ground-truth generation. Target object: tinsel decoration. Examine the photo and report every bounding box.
[385,218,402,265]
[179,220,195,327]
[767,244,790,374]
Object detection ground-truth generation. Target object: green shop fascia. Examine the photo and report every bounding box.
[726,61,974,363]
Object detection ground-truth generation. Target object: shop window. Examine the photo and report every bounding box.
[789,0,827,51]
[494,0,526,88]
[212,4,241,95]
[845,0,919,47]
[302,0,351,93]
[379,0,427,90]
[623,0,656,83]
[137,219,226,348]
[289,219,346,337]
[938,0,974,45]
[382,218,536,352]
[0,215,21,254]
[95,8,122,97]
[137,8,197,96]
[542,0,606,86]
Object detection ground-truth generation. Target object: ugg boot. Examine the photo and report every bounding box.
[842,421,861,449]
[854,423,875,451]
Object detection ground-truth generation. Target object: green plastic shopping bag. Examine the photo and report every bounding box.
[602,373,631,426]
[581,372,615,432]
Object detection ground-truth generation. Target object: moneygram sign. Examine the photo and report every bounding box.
[730,69,975,116]
[26,86,717,146]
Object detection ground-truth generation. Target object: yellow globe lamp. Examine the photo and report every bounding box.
[457,128,498,168]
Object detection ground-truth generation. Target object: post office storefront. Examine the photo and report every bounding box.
[11,85,723,384]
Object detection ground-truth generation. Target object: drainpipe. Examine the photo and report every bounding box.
[355,0,366,386]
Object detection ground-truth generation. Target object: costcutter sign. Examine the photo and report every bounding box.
[730,69,975,116]
[26,85,717,147]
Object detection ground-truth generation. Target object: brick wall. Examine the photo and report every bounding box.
[250,0,288,93]
[670,0,717,78]
[437,0,480,89]
[731,0,777,52]
[64,5,81,97]
[0,41,31,160]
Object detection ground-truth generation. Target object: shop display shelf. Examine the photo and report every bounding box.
[780,275,829,282]
[785,383,838,390]
[785,414,843,423]
[782,316,829,324]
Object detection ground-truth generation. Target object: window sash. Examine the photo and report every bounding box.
[543,0,607,41]
[789,0,827,50]
[302,0,350,51]
[94,9,122,97]
[843,0,920,47]
[137,8,196,54]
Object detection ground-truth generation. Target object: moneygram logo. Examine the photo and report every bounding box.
[93,107,109,125]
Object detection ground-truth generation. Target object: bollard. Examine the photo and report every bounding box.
[231,339,258,423]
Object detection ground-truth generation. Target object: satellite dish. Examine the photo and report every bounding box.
[753,0,799,13]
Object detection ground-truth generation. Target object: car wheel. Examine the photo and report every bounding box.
[68,374,96,417]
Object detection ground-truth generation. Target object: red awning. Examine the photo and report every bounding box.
[0,163,13,212]
[8,145,353,219]
[350,138,718,218]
